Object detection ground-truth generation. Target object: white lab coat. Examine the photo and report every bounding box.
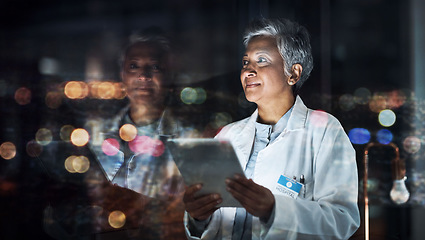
[184,96,360,240]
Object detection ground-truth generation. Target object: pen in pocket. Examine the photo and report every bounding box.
[300,174,306,198]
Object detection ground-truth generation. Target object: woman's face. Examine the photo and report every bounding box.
[240,36,292,105]
[121,42,169,107]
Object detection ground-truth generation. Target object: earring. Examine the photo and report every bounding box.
[288,81,295,86]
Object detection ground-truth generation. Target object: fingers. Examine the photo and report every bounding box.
[225,175,275,219]
[183,184,222,221]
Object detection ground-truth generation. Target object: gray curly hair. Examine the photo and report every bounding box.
[118,27,171,69]
[243,18,313,95]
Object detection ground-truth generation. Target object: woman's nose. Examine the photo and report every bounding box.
[137,68,152,80]
[242,67,257,78]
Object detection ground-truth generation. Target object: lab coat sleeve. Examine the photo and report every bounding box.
[265,119,360,240]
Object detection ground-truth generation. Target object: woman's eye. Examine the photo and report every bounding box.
[129,63,138,69]
[152,65,160,71]
[257,57,267,63]
[242,60,249,67]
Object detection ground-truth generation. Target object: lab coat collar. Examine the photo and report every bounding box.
[286,95,308,131]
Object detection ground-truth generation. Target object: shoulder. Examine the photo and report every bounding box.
[215,116,251,139]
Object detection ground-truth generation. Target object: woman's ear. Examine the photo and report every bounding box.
[288,64,303,86]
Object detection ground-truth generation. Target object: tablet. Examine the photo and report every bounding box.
[167,138,244,207]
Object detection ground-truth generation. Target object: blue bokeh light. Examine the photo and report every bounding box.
[376,129,393,144]
[348,128,371,144]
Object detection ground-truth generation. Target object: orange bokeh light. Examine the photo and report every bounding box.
[64,81,89,99]
[98,82,115,99]
[0,142,16,160]
[70,128,90,146]
[119,124,137,142]
[108,210,126,228]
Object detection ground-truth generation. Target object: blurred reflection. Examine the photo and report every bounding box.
[80,28,186,239]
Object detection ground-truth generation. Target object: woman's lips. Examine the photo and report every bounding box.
[246,82,260,88]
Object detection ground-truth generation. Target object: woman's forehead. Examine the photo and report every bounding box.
[126,42,166,59]
[245,36,280,55]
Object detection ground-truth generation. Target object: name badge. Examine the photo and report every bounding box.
[275,175,303,199]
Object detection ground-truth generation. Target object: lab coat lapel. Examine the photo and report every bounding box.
[233,109,257,170]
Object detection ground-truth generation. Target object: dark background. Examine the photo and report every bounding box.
[1,0,424,239]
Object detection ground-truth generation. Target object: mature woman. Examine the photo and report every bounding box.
[183,18,360,239]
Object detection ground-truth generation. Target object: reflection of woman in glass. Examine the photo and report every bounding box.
[183,18,360,239]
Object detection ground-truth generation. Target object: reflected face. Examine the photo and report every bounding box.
[240,36,290,105]
[121,42,169,106]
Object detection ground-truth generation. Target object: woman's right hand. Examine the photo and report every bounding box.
[183,184,222,221]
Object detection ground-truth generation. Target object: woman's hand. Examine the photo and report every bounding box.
[183,184,222,221]
[225,174,275,221]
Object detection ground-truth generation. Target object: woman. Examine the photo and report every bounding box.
[183,18,360,239]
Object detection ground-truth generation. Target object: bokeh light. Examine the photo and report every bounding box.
[60,125,75,142]
[36,128,53,146]
[73,156,90,173]
[369,93,387,113]
[129,135,152,154]
[102,138,120,156]
[180,87,197,104]
[151,139,165,157]
[354,87,371,105]
[39,57,59,75]
[376,129,393,144]
[310,110,328,127]
[387,90,406,109]
[403,136,421,154]
[119,124,137,142]
[70,128,90,146]
[65,156,77,173]
[348,128,371,144]
[0,142,16,160]
[108,210,126,229]
[64,81,89,99]
[378,109,396,127]
[14,87,31,105]
[113,82,126,99]
[97,81,115,99]
[194,87,207,104]
[211,112,232,129]
[339,94,356,111]
[26,140,43,157]
[45,91,63,109]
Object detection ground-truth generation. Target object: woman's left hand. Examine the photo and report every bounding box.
[225,174,275,221]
